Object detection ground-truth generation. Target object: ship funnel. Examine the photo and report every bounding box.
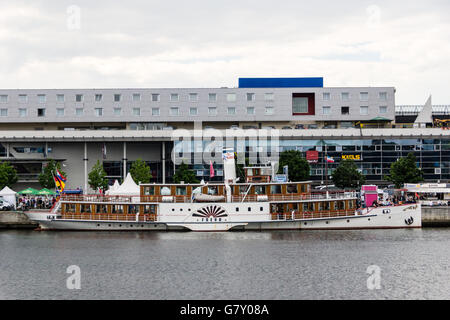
[222,148,236,184]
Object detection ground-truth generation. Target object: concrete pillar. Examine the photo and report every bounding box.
[123,141,127,180]
[162,141,166,184]
[84,142,88,194]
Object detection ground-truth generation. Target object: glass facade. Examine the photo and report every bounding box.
[173,138,450,183]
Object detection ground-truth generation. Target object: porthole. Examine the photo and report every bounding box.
[368,218,370,221]
[141,225,144,228]
[108,224,111,227]
[172,208,175,212]
[304,222,307,225]
[119,224,122,227]
[188,208,191,211]
[347,220,350,223]
[260,207,263,211]
[97,224,100,227]
[130,225,133,227]
[180,208,183,211]
[248,207,251,212]
[326,221,329,224]
[236,207,239,212]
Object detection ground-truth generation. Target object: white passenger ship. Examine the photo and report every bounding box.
[26,149,421,231]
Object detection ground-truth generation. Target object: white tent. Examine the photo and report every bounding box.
[0,186,17,209]
[105,179,121,195]
[108,173,140,195]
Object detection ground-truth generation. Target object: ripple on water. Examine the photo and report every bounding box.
[0,229,449,300]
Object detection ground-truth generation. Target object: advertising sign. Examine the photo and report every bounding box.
[341,154,362,161]
[306,151,319,163]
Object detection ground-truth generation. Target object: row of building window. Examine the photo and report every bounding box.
[322,92,388,101]
[0,92,276,104]
[321,106,388,115]
[0,105,388,117]
[0,106,277,117]
[0,91,389,104]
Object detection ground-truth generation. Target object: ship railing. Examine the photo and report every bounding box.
[270,210,357,221]
[60,214,158,222]
[60,194,137,203]
[232,192,356,203]
[60,192,356,204]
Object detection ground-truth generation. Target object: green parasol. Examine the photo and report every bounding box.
[37,188,56,196]
[18,187,40,195]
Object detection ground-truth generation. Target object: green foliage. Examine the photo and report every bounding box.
[385,153,423,188]
[88,160,108,192]
[130,158,152,184]
[38,159,66,189]
[277,150,310,182]
[331,159,366,189]
[0,162,18,189]
[173,161,199,184]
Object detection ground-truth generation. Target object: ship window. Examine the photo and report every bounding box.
[112,205,123,214]
[287,184,298,194]
[219,218,221,221]
[176,186,187,195]
[128,205,137,214]
[337,201,345,210]
[96,205,107,214]
[270,185,282,194]
[239,185,248,194]
[144,186,155,195]
[255,186,266,194]
[65,204,76,213]
[80,204,91,213]
[207,186,218,195]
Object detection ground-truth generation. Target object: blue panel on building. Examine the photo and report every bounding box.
[238,77,323,88]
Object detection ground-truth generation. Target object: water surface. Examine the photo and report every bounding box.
[0,229,449,299]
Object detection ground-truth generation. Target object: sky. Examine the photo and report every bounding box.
[0,0,449,104]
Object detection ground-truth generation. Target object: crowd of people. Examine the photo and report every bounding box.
[17,196,57,210]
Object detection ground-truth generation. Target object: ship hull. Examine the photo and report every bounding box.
[26,204,421,231]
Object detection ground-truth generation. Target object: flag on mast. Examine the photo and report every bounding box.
[325,156,335,163]
[54,168,67,194]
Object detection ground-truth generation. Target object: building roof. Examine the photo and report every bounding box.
[0,128,448,142]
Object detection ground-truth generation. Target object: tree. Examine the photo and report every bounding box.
[0,162,18,189]
[38,159,67,189]
[331,159,366,189]
[277,150,310,182]
[130,158,152,184]
[385,153,423,188]
[88,160,108,192]
[173,161,199,184]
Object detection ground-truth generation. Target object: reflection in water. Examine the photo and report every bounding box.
[0,229,448,300]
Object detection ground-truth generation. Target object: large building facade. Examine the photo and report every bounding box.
[0,77,448,191]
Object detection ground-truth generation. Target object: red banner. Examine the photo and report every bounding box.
[306,151,319,163]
